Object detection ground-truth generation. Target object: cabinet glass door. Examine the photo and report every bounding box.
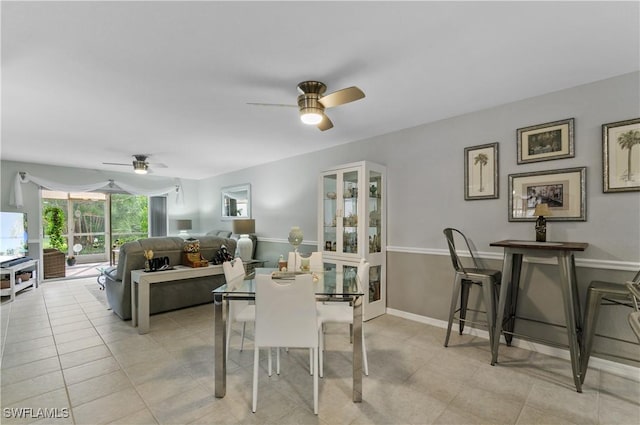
[369,265,381,303]
[368,170,382,254]
[322,174,338,254]
[342,170,359,254]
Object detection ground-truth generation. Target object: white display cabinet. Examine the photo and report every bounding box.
[318,161,386,320]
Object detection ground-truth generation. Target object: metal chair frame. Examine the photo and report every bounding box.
[443,228,502,350]
[580,270,640,384]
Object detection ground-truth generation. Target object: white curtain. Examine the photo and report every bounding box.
[11,172,183,208]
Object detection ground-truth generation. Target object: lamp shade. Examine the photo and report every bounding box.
[533,203,551,217]
[176,219,192,231]
[233,219,255,235]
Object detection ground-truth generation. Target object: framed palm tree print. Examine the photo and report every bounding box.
[603,118,640,193]
[464,142,498,200]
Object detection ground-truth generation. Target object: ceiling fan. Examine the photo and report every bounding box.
[102,154,167,175]
[248,81,365,131]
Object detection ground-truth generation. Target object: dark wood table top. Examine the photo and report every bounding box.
[490,240,589,251]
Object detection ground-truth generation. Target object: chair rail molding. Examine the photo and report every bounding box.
[386,245,640,272]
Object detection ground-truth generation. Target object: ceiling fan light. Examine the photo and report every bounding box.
[300,107,323,125]
[133,160,148,174]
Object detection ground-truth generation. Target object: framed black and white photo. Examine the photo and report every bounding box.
[508,167,586,221]
[517,118,574,164]
[602,117,640,193]
[464,142,499,200]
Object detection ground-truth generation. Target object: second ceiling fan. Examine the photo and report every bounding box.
[248,81,365,131]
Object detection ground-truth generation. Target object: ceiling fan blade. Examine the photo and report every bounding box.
[102,162,130,166]
[246,102,297,108]
[317,114,334,131]
[318,86,365,108]
[149,162,168,168]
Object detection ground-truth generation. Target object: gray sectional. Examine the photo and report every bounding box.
[104,236,236,320]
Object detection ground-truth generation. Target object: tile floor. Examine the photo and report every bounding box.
[1,277,638,425]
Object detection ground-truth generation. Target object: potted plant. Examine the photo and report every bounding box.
[44,206,66,251]
[66,255,76,266]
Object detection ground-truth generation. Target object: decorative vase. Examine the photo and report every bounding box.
[237,234,253,261]
[288,226,303,251]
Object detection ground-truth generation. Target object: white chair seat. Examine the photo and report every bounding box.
[317,303,352,323]
[317,258,370,378]
[235,305,255,323]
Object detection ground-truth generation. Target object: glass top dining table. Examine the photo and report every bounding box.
[212,268,365,402]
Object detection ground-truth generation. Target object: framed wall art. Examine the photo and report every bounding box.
[517,118,574,164]
[602,117,640,193]
[508,167,586,221]
[221,183,251,219]
[464,142,499,200]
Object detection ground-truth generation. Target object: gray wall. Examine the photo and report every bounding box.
[2,72,639,366]
[196,71,640,365]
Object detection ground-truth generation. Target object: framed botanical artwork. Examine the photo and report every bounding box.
[517,118,575,164]
[508,167,586,221]
[602,117,640,193]
[464,142,499,200]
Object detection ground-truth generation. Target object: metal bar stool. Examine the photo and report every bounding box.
[580,270,640,384]
[628,281,640,342]
[443,228,502,350]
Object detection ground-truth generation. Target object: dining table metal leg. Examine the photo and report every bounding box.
[352,294,363,402]
[558,252,583,392]
[214,292,227,398]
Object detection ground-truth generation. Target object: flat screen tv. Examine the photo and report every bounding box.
[0,212,28,263]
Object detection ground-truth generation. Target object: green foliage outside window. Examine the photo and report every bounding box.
[111,194,149,244]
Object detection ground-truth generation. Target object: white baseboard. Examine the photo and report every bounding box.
[386,307,640,382]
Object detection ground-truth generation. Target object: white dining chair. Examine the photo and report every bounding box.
[253,273,320,414]
[222,259,254,360]
[317,258,369,378]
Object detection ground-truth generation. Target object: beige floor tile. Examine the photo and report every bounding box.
[50,319,93,335]
[52,327,99,344]
[0,388,70,425]
[135,373,202,405]
[0,370,66,406]
[62,356,121,385]
[56,334,105,355]
[1,335,55,355]
[147,386,218,425]
[107,408,159,425]
[0,345,59,369]
[1,357,61,387]
[59,344,113,369]
[526,381,599,425]
[67,369,133,407]
[72,387,146,424]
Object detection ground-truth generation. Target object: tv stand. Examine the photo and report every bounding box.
[1,259,39,302]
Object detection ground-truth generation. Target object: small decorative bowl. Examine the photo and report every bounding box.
[326,192,336,199]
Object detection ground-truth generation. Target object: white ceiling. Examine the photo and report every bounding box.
[2,1,639,180]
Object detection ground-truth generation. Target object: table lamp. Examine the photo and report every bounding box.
[233,219,255,261]
[533,203,551,242]
[177,219,192,239]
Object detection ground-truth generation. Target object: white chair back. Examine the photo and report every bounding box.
[255,273,318,348]
[223,259,248,320]
[223,258,246,291]
[356,258,369,293]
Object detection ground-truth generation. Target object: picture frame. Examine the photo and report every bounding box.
[517,118,575,164]
[508,167,586,221]
[464,142,499,200]
[602,117,640,193]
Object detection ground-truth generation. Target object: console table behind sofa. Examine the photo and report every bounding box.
[104,236,237,320]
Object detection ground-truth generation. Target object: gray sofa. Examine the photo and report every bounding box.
[104,236,236,320]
